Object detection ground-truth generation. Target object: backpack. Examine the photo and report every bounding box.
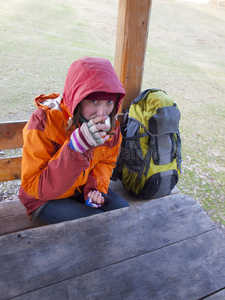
[112,89,182,200]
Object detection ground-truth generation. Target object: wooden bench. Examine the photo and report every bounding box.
[0,120,149,236]
[0,120,26,181]
[0,120,179,236]
[1,120,225,299]
[0,120,47,235]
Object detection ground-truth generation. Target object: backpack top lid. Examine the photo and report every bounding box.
[129,89,181,136]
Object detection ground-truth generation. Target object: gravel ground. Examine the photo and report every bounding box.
[0,149,22,202]
[0,180,21,202]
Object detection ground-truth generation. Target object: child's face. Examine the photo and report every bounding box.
[81,100,115,120]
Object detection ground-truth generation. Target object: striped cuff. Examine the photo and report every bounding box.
[69,124,96,153]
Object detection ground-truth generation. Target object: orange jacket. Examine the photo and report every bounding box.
[19,57,125,215]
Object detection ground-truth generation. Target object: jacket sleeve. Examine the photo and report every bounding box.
[83,129,122,199]
[21,109,90,201]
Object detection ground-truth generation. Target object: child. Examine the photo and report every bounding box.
[19,57,129,224]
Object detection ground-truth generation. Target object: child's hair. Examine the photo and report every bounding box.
[66,101,118,132]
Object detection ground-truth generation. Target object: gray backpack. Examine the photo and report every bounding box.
[112,89,182,200]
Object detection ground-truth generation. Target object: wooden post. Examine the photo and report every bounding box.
[114,0,152,111]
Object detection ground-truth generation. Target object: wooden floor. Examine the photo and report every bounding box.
[1,182,225,299]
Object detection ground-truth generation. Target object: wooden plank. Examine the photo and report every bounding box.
[114,0,152,111]
[0,120,26,150]
[109,180,180,204]
[0,156,22,182]
[0,200,46,236]
[0,181,179,236]
[207,289,225,299]
[10,230,225,300]
[0,194,218,299]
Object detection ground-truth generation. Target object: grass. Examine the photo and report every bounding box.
[0,0,118,119]
[145,2,225,226]
[0,0,225,227]
[141,1,225,227]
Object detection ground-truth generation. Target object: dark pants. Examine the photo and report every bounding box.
[37,188,129,224]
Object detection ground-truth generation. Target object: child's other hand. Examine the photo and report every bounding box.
[88,190,105,206]
[92,116,110,133]
[87,117,110,144]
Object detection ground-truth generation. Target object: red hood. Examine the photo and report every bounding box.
[63,57,125,115]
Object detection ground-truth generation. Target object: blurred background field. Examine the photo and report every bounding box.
[0,0,224,229]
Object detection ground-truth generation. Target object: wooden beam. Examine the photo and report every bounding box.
[0,200,46,236]
[0,120,27,150]
[0,156,22,182]
[114,0,152,111]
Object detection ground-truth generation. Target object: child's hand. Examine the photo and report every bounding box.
[69,116,110,153]
[88,190,105,205]
[91,116,110,133]
[85,190,105,208]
